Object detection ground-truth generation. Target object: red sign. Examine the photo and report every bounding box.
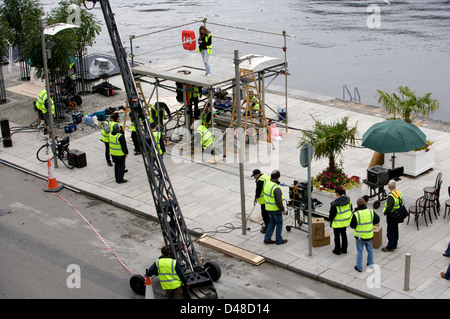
[182,30,196,51]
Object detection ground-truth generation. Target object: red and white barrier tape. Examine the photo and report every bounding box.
[52,192,140,276]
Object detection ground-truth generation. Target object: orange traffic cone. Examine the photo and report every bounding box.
[145,276,155,299]
[43,159,63,192]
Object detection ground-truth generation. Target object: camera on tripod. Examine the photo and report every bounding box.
[285,180,323,233]
[288,180,322,212]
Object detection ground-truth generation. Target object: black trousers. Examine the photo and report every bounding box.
[112,155,126,183]
[333,227,348,253]
[131,131,140,152]
[386,217,399,249]
[260,204,269,228]
[103,141,111,164]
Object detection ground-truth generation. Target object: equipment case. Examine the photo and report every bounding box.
[68,149,87,168]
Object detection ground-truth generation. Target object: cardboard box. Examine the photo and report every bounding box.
[312,232,330,247]
[311,218,325,240]
[372,225,382,249]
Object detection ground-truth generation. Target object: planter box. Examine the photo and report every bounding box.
[383,144,435,177]
[312,184,361,218]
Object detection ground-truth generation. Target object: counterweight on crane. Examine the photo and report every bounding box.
[83,0,220,299]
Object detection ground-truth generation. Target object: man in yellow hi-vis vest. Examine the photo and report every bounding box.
[109,123,128,184]
[350,197,380,272]
[35,88,55,135]
[194,121,215,155]
[146,246,188,299]
[263,170,287,245]
[252,169,270,234]
[382,180,403,252]
[151,122,165,156]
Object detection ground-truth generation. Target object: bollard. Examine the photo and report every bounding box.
[0,118,12,147]
[404,253,411,291]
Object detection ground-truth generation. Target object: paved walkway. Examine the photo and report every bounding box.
[1,66,449,299]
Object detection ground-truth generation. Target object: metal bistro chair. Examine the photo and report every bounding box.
[424,179,442,220]
[423,172,442,212]
[444,186,450,219]
[408,195,429,230]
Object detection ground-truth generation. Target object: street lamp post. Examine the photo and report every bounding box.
[40,18,57,168]
[39,20,79,168]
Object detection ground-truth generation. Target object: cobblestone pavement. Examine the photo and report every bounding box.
[0,65,128,141]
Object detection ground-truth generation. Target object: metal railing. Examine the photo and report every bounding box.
[343,85,361,103]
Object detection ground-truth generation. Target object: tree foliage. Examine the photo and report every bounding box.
[0,0,44,52]
[298,116,358,172]
[1,0,101,80]
[376,86,440,124]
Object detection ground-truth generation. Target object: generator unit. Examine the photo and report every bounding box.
[367,165,390,186]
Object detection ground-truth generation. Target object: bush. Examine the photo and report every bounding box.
[312,166,360,193]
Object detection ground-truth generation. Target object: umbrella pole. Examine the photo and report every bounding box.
[391,153,396,170]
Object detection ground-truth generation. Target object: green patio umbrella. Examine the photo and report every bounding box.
[362,119,426,169]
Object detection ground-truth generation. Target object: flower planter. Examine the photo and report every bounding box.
[312,184,361,217]
[383,144,435,177]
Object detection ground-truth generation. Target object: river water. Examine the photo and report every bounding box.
[40,0,450,123]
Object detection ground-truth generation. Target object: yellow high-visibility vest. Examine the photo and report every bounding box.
[332,202,352,228]
[156,258,182,290]
[256,174,270,205]
[353,208,374,239]
[153,131,162,155]
[109,133,125,156]
[198,34,212,54]
[383,191,402,215]
[263,180,283,212]
[36,89,55,115]
[196,125,214,149]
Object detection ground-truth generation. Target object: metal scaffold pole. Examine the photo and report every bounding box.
[234,50,247,235]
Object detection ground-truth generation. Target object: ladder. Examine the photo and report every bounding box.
[228,69,271,144]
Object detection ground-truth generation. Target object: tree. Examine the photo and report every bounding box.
[47,0,102,92]
[0,18,14,102]
[20,0,101,89]
[0,0,44,79]
[376,86,440,124]
[0,0,43,49]
[298,116,358,172]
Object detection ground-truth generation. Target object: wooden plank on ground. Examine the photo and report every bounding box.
[197,234,265,266]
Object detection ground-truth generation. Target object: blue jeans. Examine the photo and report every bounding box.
[355,238,374,271]
[264,210,283,244]
[201,50,211,75]
[445,264,450,280]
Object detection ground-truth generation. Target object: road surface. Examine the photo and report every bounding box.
[0,163,361,301]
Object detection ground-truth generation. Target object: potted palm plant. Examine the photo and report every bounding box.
[298,116,360,212]
[376,86,439,176]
